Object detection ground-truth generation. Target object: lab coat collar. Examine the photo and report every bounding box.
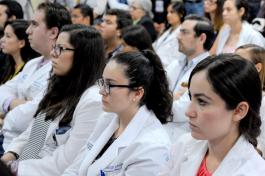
[179,139,208,176]
[87,106,154,174]
[179,135,254,176]
[214,136,253,175]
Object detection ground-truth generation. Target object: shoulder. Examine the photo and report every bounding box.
[243,22,263,37]
[234,138,265,174]
[137,120,170,146]
[22,56,44,69]
[78,85,101,104]
[166,60,182,72]
[172,133,205,151]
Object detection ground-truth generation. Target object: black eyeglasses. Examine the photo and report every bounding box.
[97,78,135,94]
[52,44,75,57]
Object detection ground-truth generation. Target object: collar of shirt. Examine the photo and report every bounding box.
[36,57,51,70]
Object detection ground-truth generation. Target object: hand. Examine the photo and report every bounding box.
[1,152,17,163]
[9,98,27,111]
[0,112,4,119]
[173,88,187,100]
[0,112,4,128]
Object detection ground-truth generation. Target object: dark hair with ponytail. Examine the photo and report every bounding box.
[110,50,173,123]
[189,54,262,147]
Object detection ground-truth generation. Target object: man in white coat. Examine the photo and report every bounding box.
[0,2,71,150]
[164,14,215,141]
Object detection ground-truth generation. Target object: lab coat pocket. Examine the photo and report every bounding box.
[54,126,71,146]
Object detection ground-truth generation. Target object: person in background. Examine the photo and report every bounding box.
[0,0,23,29]
[121,25,153,52]
[0,20,40,84]
[71,4,93,26]
[153,1,186,67]
[183,0,204,16]
[151,0,171,34]
[0,2,71,151]
[80,0,107,18]
[160,54,265,175]
[247,0,261,22]
[62,50,172,176]
[204,0,224,35]
[165,15,214,141]
[98,9,132,59]
[130,0,157,42]
[210,0,265,54]
[236,44,265,157]
[0,0,24,88]
[1,24,106,176]
[107,0,133,10]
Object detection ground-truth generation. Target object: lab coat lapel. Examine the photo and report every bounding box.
[79,116,119,175]
[87,106,151,175]
[179,140,208,176]
[23,58,51,91]
[213,136,248,175]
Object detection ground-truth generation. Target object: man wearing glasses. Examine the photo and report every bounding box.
[0,2,71,151]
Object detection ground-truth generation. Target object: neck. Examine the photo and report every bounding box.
[209,13,215,22]
[115,106,139,138]
[11,52,24,67]
[171,22,180,30]
[105,38,121,55]
[42,41,55,60]
[187,50,206,61]
[207,127,240,172]
[230,21,242,34]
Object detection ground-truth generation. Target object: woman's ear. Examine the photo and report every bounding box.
[255,62,263,73]
[239,7,245,19]
[133,87,144,102]
[18,40,25,49]
[232,101,249,122]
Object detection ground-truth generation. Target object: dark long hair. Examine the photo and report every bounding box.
[35,25,105,126]
[110,50,173,123]
[205,0,224,32]
[189,54,262,147]
[165,1,185,30]
[0,20,40,84]
[121,25,154,51]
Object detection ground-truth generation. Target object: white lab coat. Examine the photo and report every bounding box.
[164,52,209,141]
[258,93,265,157]
[216,22,265,54]
[153,26,185,68]
[62,106,171,176]
[108,0,133,10]
[80,0,107,15]
[5,85,104,176]
[0,56,51,149]
[160,133,265,176]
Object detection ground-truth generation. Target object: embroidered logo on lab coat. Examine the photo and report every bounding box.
[87,142,93,150]
[100,163,123,175]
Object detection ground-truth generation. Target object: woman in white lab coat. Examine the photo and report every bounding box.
[236,44,265,157]
[62,50,173,176]
[153,1,186,67]
[160,54,265,175]
[1,24,106,176]
[210,0,265,55]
